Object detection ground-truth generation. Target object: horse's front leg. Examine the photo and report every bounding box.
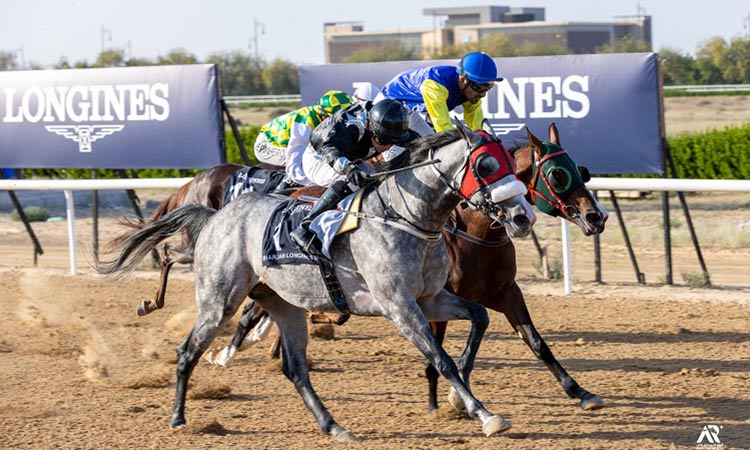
[137,242,192,316]
[420,290,496,415]
[425,321,447,412]
[384,290,510,436]
[499,282,605,410]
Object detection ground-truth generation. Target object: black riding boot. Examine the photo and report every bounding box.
[290,180,352,256]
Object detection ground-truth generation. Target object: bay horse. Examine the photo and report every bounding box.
[211,123,609,412]
[97,123,536,439]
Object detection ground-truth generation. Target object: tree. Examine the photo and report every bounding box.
[429,33,564,60]
[659,47,698,85]
[727,36,750,83]
[206,50,266,96]
[125,57,155,67]
[94,49,126,67]
[515,40,567,56]
[342,41,418,63]
[430,33,515,59]
[0,51,18,70]
[596,36,652,53]
[696,37,732,83]
[157,48,198,65]
[261,58,299,94]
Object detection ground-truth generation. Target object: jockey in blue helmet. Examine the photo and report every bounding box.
[377,51,503,134]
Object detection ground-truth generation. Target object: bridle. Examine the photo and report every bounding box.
[430,130,515,216]
[526,144,581,219]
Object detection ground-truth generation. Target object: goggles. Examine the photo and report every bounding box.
[466,80,494,94]
[372,133,394,147]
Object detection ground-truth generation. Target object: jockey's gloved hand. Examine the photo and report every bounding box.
[345,164,371,187]
[333,156,352,174]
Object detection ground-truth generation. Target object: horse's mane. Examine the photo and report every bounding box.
[379,129,462,173]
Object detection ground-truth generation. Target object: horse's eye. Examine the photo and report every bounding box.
[475,154,501,178]
[578,165,591,183]
[547,168,570,191]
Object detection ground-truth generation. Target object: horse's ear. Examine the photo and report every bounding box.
[481,119,498,139]
[549,122,560,145]
[454,117,472,146]
[526,127,543,151]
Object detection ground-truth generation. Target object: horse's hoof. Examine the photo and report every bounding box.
[482,415,511,437]
[170,417,186,430]
[580,395,606,410]
[204,346,235,367]
[136,301,151,317]
[203,350,217,366]
[334,430,360,442]
[448,388,467,412]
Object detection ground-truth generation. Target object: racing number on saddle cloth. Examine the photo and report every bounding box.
[222,166,288,206]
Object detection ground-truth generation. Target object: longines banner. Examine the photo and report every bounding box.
[0,64,224,169]
[300,53,663,175]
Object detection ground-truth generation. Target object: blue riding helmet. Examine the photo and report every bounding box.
[456,52,504,83]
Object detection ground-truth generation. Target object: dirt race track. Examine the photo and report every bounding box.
[0,256,749,449]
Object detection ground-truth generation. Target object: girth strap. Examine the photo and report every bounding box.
[316,256,350,315]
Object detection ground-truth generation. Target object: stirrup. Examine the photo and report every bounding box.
[291,230,327,261]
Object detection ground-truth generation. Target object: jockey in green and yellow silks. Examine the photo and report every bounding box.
[254,90,353,185]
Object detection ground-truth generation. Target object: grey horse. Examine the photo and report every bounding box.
[97,122,536,441]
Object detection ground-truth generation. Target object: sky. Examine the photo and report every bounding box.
[2,0,750,68]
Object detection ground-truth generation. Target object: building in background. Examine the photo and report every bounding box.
[324,5,651,63]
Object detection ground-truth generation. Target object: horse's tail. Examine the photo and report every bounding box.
[104,178,198,252]
[96,204,216,278]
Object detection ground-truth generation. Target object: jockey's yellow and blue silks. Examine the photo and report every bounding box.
[260,105,327,146]
[381,65,484,132]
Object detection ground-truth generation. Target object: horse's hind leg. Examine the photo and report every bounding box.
[137,242,192,316]
[500,282,605,410]
[387,290,510,436]
[258,295,357,441]
[204,299,272,367]
[171,283,248,428]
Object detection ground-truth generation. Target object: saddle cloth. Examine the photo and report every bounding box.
[261,189,365,266]
[222,166,287,205]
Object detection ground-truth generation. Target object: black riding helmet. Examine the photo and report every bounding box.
[368,99,417,145]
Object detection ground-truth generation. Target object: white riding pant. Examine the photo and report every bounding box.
[301,145,347,187]
[254,133,311,186]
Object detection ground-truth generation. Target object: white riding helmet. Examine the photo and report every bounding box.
[352,83,381,103]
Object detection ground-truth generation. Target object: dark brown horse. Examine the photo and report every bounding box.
[433,124,608,412]
[112,123,608,411]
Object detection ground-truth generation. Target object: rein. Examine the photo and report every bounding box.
[443,222,509,247]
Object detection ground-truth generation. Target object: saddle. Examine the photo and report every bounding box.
[222,166,292,205]
[261,190,367,315]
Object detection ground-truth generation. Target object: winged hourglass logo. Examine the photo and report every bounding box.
[45,125,125,153]
[489,123,525,136]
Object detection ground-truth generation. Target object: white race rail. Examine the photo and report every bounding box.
[2,177,750,282]
[0,178,191,275]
